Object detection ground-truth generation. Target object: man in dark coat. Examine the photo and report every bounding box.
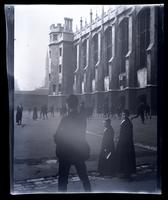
[131,101,145,124]
[16,103,23,125]
[32,106,38,120]
[116,109,136,180]
[53,95,91,192]
[145,102,151,119]
[98,118,115,176]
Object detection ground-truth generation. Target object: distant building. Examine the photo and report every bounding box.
[48,5,163,114]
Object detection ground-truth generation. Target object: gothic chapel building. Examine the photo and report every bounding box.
[47,5,163,114]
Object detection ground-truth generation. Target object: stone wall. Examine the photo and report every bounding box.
[14,94,48,110]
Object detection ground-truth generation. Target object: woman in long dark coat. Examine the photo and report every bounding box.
[98,118,115,176]
[116,109,136,179]
[16,104,23,125]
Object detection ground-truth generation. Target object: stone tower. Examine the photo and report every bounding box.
[48,18,74,96]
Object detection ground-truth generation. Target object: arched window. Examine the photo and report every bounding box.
[53,84,56,93]
[74,45,77,69]
[138,7,150,69]
[82,40,87,68]
[119,18,129,73]
[104,27,112,76]
[93,34,98,65]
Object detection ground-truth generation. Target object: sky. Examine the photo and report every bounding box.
[14,4,114,91]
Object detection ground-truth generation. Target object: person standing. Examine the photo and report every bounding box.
[32,106,38,120]
[53,95,91,192]
[16,103,23,125]
[50,105,54,117]
[97,118,116,177]
[116,109,136,180]
[43,104,48,119]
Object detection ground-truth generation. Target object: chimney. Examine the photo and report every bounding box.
[64,17,73,32]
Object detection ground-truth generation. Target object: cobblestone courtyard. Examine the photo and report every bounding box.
[12,111,159,194]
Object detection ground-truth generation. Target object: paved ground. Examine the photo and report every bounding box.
[12,111,159,194]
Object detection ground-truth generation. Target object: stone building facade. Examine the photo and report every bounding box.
[48,5,163,114]
[48,18,75,107]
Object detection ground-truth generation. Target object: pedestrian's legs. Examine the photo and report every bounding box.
[58,159,71,192]
[140,113,145,124]
[75,162,91,192]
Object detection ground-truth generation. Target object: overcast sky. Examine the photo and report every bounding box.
[14,4,115,91]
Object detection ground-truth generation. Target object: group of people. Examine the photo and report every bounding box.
[98,114,136,179]
[15,96,151,192]
[131,101,151,124]
[53,94,136,192]
[31,104,55,120]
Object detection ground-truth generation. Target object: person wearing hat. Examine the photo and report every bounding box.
[53,94,91,192]
[97,118,116,177]
[115,109,136,180]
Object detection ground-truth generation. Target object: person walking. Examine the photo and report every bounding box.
[131,101,145,124]
[43,104,48,119]
[53,94,91,192]
[116,109,136,181]
[145,102,151,119]
[16,103,23,125]
[97,118,116,177]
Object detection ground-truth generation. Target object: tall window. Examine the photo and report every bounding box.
[58,83,61,92]
[82,40,87,67]
[105,27,112,76]
[59,65,62,73]
[59,47,62,57]
[53,34,58,41]
[53,84,56,93]
[74,45,77,69]
[93,34,98,65]
[119,18,128,73]
[49,50,51,58]
[91,68,95,80]
[138,7,150,69]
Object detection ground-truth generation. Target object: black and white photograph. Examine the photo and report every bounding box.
[5,4,164,194]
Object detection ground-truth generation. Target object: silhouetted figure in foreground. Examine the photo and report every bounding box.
[116,109,136,180]
[16,103,23,125]
[131,102,145,124]
[54,95,91,192]
[98,118,116,176]
[32,106,38,120]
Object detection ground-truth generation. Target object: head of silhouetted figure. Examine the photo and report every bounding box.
[104,118,111,128]
[66,94,78,110]
[122,109,130,119]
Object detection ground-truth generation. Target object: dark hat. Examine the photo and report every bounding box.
[66,94,78,109]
